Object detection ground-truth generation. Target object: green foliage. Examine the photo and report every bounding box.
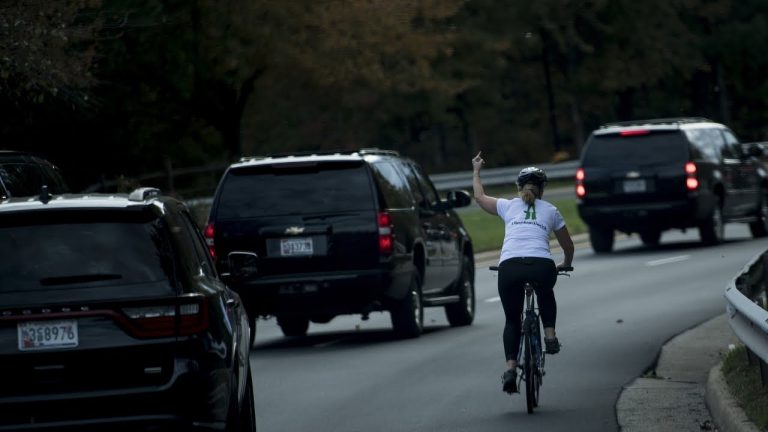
[0,0,102,105]
[722,345,768,429]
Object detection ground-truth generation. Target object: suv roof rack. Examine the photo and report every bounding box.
[128,187,162,202]
[244,148,401,160]
[599,117,714,129]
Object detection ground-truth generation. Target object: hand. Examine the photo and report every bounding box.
[472,151,485,173]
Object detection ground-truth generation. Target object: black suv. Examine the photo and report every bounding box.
[0,150,69,199]
[206,149,475,339]
[576,117,768,252]
[0,188,255,431]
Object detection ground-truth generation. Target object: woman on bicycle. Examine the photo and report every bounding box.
[471,151,574,394]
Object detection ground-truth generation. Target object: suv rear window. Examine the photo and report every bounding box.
[583,131,688,166]
[216,162,375,219]
[0,211,175,294]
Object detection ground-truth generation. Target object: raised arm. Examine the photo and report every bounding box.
[472,151,498,215]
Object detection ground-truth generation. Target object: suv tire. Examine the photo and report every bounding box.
[749,193,768,238]
[699,204,724,245]
[390,273,423,338]
[589,226,614,253]
[445,255,475,327]
[639,229,661,247]
[226,368,256,432]
[277,315,310,337]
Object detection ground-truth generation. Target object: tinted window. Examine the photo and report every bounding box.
[583,131,688,166]
[404,162,439,207]
[722,129,743,157]
[686,128,730,162]
[0,211,176,294]
[39,163,69,193]
[0,163,43,196]
[370,162,412,208]
[217,162,375,219]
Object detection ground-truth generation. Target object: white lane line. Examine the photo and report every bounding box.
[485,296,501,303]
[645,255,691,267]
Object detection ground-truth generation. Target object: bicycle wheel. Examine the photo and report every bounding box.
[531,331,542,408]
[523,332,535,413]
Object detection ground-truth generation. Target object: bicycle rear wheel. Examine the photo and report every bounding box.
[523,333,536,413]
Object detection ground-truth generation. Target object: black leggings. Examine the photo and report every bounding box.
[498,257,557,362]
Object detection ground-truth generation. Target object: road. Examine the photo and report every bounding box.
[248,225,766,432]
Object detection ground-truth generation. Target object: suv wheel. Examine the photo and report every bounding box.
[699,204,724,245]
[589,226,614,253]
[639,229,661,247]
[226,368,256,432]
[276,315,310,337]
[445,255,475,327]
[749,193,768,238]
[390,273,423,338]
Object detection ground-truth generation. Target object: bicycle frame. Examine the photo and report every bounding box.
[518,282,543,414]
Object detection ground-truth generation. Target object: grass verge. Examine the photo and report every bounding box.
[459,197,586,253]
[721,345,768,429]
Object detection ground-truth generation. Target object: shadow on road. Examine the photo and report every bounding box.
[252,325,454,351]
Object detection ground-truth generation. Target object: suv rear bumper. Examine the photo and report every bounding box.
[0,357,232,431]
[232,268,411,317]
[578,199,711,231]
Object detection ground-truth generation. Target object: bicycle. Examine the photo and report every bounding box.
[490,264,573,414]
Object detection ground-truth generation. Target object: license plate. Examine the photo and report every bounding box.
[18,320,79,351]
[280,238,313,256]
[623,179,647,193]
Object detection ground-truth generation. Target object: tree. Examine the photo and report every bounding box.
[0,0,102,106]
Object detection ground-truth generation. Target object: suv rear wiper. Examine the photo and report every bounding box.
[40,273,123,286]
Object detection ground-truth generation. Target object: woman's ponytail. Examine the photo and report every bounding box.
[521,189,536,206]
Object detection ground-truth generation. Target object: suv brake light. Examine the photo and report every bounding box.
[575,168,586,198]
[121,297,209,338]
[204,222,216,260]
[620,129,650,136]
[685,162,699,190]
[378,212,393,255]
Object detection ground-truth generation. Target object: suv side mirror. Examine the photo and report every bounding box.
[445,190,472,208]
[227,251,259,281]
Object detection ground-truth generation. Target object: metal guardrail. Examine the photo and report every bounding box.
[725,249,768,384]
[430,160,579,191]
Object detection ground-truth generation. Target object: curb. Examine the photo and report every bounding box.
[706,363,762,432]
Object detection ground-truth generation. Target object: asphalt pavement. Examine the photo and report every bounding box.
[476,234,761,432]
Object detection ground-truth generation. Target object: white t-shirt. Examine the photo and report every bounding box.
[496,197,566,263]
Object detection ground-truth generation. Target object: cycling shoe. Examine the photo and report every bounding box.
[544,337,561,354]
[501,369,518,394]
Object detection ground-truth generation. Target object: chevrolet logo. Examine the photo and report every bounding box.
[284,226,305,235]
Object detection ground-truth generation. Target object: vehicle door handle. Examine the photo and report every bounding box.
[226,298,239,309]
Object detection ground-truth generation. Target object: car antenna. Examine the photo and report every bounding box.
[39,185,52,204]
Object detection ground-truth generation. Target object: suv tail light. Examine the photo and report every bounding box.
[204,222,216,260]
[575,168,586,198]
[378,212,393,255]
[620,129,650,136]
[120,296,209,338]
[685,162,699,191]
